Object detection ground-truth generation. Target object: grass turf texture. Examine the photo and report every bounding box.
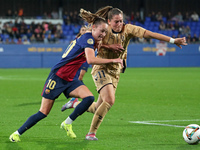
[0,68,200,150]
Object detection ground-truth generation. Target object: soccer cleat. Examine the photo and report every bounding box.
[61,98,78,112]
[9,132,21,142]
[60,121,76,139]
[85,133,98,140]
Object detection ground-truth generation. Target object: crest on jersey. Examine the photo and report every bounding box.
[45,89,50,94]
[87,38,94,45]
[121,35,125,42]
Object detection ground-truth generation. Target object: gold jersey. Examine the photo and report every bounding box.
[92,24,146,77]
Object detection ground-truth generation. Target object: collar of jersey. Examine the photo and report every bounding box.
[112,29,122,34]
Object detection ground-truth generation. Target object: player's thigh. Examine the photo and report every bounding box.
[99,84,115,106]
[95,94,103,109]
[69,85,93,99]
[39,97,55,115]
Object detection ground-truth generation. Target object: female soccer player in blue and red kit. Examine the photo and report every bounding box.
[9,10,123,142]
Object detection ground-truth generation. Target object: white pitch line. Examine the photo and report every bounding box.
[129,121,185,128]
[130,119,200,123]
[129,119,200,128]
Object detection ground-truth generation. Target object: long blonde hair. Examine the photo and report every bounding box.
[79,6,113,25]
[95,6,113,20]
[79,9,103,24]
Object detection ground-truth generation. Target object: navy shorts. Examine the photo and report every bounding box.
[41,71,85,100]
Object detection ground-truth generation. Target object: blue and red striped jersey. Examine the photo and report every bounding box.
[51,33,95,81]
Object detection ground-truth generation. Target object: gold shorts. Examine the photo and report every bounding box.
[92,69,120,93]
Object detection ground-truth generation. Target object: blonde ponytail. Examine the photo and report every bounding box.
[79,8,107,27]
[95,6,113,19]
[79,8,99,24]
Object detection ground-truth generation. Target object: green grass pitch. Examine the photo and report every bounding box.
[0,67,200,150]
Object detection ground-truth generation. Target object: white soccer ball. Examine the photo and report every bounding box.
[183,124,200,144]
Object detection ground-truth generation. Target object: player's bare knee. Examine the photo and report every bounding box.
[105,98,115,106]
[107,101,114,106]
[107,95,115,105]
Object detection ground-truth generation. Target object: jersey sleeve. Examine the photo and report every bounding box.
[79,34,95,49]
[126,24,146,38]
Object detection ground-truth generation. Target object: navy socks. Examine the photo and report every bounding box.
[17,96,94,135]
[18,111,47,135]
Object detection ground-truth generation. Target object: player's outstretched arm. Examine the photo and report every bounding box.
[143,30,188,49]
[85,47,123,67]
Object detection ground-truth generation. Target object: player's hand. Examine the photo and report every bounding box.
[109,44,125,53]
[113,58,124,67]
[174,37,187,49]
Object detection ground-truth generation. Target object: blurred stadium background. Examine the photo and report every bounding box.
[0,0,199,68]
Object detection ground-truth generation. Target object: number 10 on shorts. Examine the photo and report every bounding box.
[46,79,56,90]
